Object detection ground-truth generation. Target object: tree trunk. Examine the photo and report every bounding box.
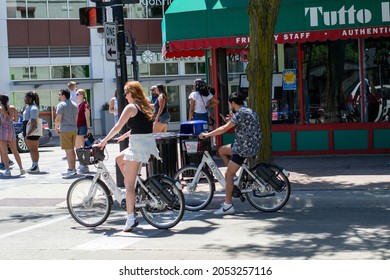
[247,0,281,164]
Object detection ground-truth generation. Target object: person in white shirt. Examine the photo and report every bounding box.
[188,79,219,122]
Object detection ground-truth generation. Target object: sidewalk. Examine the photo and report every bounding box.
[3,136,390,192]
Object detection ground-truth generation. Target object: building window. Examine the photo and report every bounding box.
[124,0,173,19]
[184,62,205,75]
[10,65,90,80]
[302,40,361,124]
[166,62,178,75]
[149,63,165,76]
[7,0,87,19]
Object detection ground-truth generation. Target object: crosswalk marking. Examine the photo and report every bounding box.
[0,215,70,240]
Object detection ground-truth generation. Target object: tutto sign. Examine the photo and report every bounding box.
[304,2,390,27]
[273,1,390,43]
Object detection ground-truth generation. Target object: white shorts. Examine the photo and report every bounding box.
[123,133,160,163]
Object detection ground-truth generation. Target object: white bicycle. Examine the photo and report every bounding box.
[67,146,185,229]
[174,140,291,212]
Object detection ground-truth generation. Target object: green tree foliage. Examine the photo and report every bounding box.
[247,0,281,163]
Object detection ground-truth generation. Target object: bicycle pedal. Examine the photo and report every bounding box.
[240,195,246,202]
[232,185,241,198]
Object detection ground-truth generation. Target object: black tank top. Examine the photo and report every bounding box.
[126,104,153,134]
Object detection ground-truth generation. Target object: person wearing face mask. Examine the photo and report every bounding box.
[199,92,261,216]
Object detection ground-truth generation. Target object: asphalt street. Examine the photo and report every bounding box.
[0,138,389,260]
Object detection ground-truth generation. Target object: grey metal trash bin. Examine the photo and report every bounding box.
[146,132,178,178]
[179,120,211,167]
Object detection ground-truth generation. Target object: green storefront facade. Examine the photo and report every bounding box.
[162,0,390,155]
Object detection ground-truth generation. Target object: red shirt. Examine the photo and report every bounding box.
[77,101,90,127]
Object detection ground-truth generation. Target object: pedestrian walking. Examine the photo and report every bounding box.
[109,90,119,125]
[55,88,78,179]
[148,85,158,104]
[75,88,91,174]
[22,91,41,173]
[153,84,170,133]
[0,94,25,176]
[68,81,78,103]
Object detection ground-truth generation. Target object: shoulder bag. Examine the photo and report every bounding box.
[27,118,43,137]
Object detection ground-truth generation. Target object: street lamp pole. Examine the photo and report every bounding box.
[111,0,128,188]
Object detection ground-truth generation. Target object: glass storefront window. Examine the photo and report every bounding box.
[69,0,85,18]
[303,40,360,124]
[10,65,88,80]
[48,0,68,18]
[166,62,178,75]
[7,1,88,18]
[31,66,50,79]
[124,1,173,19]
[166,85,180,122]
[198,62,205,74]
[228,61,245,73]
[51,65,71,79]
[150,63,165,76]
[6,0,19,18]
[124,3,146,19]
[364,37,390,122]
[272,44,300,124]
[185,63,197,74]
[10,67,29,80]
[71,65,89,78]
[147,2,163,18]
[28,0,47,18]
[139,63,149,76]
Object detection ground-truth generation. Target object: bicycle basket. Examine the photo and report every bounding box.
[76,146,105,165]
[254,164,285,192]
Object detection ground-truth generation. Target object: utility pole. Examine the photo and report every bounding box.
[112,0,128,188]
[81,0,139,188]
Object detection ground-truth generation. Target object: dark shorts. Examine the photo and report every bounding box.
[231,154,246,165]
[78,125,88,136]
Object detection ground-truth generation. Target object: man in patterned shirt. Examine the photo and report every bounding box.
[199,91,261,215]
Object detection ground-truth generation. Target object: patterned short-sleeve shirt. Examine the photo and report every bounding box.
[230,106,261,157]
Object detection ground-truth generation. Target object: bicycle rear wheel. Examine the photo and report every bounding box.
[140,175,185,229]
[174,166,215,211]
[245,163,291,212]
[67,177,112,227]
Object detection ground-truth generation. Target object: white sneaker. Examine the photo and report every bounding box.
[214,203,235,215]
[27,165,40,173]
[62,169,77,178]
[4,170,11,177]
[123,219,139,232]
[20,169,26,175]
[77,165,89,174]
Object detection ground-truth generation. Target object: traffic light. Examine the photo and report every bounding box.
[79,7,106,28]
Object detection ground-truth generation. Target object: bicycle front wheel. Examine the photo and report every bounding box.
[245,163,291,212]
[67,177,112,227]
[140,175,185,229]
[174,166,215,211]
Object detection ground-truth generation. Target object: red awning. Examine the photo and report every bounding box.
[275,26,390,44]
[163,26,390,58]
[163,36,251,58]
